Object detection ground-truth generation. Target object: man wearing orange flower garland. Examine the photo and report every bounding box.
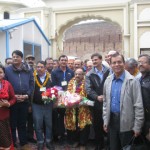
[32,61,54,150]
[65,68,92,150]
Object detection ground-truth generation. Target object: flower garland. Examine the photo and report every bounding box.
[133,68,139,77]
[67,77,86,97]
[33,70,50,88]
[65,77,92,131]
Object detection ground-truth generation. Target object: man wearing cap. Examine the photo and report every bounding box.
[25,54,37,143]
[25,55,35,70]
[5,50,34,150]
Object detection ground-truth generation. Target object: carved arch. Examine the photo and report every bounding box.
[56,14,122,52]
[57,15,122,37]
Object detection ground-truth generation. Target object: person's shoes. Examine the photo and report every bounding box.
[58,137,66,146]
[20,144,31,150]
[71,142,79,148]
[28,138,37,143]
[95,145,104,150]
[53,136,59,142]
[80,145,86,150]
[46,142,55,150]
[37,143,44,150]
[95,145,100,150]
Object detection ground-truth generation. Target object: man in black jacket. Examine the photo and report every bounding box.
[32,61,54,150]
[138,54,150,148]
[85,53,110,150]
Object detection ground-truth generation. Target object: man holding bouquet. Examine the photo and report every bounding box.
[65,68,92,150]
[51,55,74,145]
[32,61,54,150]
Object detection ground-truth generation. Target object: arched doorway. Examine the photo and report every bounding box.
[55,16,123,59]
[62,19,122,59]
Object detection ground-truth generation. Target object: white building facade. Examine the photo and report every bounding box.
[0,0,150,59]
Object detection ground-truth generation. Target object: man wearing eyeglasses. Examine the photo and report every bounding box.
[103,53,144,150]
[5,50,34,150]
[138,54,150,148]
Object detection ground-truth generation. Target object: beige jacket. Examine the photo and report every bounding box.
[103,70,144,132]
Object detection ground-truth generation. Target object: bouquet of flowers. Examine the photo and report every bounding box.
[41,86,59,104]
[57,91,82,108]
[67,92,82,107]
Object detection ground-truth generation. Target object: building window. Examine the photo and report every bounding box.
[140,48,150,55]
[4,12,10,19]
[24,42,41,62]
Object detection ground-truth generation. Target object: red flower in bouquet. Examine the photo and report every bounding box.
[41,87,58,104]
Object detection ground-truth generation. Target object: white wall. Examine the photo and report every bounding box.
[23,22,34,42]
[34,23,42,44]
[9,25,23,55]
[0,32,6,64]
[23,21,50,60]
[42,38,49,60]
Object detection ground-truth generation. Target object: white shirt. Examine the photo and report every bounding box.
[39,73,46,83]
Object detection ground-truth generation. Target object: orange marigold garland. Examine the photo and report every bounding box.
[34,70,51,88]
[133,68,139,77]
[65,77,92,131]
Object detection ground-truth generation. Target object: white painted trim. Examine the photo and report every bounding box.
[134,3,138,58]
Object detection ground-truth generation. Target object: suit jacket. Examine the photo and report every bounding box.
[85,65,110,110]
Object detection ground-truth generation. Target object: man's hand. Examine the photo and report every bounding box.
[103,125,108,133]
[22,95,28,100]
[15,95,25,102]
[97,95,103,102]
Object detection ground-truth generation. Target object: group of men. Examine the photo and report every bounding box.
[2,50,150,150]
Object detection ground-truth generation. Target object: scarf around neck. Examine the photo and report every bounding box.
[0,80,9,100]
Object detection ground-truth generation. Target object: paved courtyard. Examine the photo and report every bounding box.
[27,141,96,150]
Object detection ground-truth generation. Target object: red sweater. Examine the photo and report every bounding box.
[0,80,16,120]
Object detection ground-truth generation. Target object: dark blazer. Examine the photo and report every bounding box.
[85,65,110,109]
